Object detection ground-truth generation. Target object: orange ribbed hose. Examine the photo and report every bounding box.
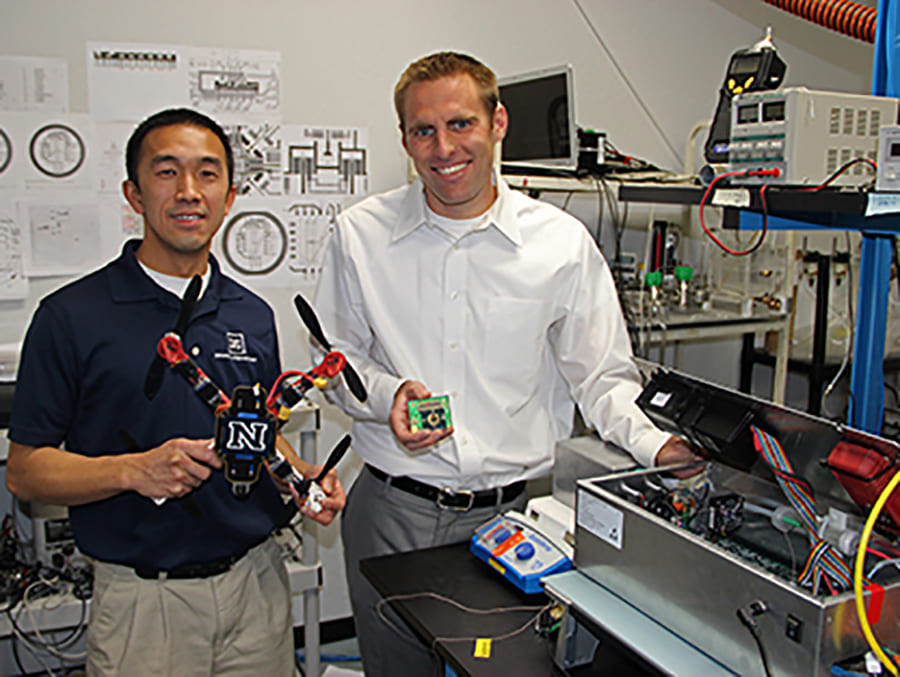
[761,0,877,43]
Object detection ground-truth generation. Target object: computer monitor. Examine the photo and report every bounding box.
[498,64,578,170]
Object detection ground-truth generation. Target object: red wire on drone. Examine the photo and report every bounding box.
[266,369,319,410]
[264,351,349,411]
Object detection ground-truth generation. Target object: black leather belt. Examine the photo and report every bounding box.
[367,465,526,511]
[134,550,245,580]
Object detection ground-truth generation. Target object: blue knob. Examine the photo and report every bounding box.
[515,542,535,560]
[494,528,511,544]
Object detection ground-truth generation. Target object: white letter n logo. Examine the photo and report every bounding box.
[226,420,269,451]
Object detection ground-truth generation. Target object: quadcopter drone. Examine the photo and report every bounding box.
[144,275,367,509]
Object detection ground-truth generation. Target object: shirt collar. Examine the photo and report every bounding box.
[391,171,524,247]
[107,239,238,311]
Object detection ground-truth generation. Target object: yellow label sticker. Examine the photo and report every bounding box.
[473,638,492,659]
[488,559,506,575]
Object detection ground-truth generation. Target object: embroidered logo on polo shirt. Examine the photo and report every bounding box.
[213,331,258,363]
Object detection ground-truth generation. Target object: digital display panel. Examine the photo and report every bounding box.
[730,53,761,76]
[762,101,786,122]
[737,104,759,124]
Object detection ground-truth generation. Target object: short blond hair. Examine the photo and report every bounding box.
[394,52,499,130]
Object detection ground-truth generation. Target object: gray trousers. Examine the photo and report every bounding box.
[341,466,527,677]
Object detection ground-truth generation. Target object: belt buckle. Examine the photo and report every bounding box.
[436,487,474,511]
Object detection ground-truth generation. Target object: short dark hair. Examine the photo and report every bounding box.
[125,108,234,188]
[394,52,499,131]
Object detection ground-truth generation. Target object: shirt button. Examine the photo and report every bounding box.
[191,345,201,357]
[449,342,458,350]
[451,291,459,300]
[461,437,468,445]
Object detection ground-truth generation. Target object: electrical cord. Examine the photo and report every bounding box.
[699,169,779,256]
[795,157,877,193]
[7,575,89,661]
[752,426,857,592]
[854,468,900,675]
[375,592,550,651]
[736,601,773,677]
[867,555,900,580]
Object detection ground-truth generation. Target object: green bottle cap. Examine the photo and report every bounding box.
[645,271,663,287]
[675,266,693,282]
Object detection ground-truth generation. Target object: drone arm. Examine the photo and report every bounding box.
[265,370,324,425]
[266,434,344,519]
[157,333,230,410]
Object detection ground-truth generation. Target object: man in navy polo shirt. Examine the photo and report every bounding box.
[6,108,345,675]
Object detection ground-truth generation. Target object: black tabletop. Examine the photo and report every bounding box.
[360,542,561,677]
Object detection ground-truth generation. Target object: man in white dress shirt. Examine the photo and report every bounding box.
[314,51,703,676]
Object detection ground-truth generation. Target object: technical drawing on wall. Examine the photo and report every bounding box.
[86,43,281,123]
[0,208,26,300]
[23,202,102,277]
[29,123,85,178]
[220,197,349,285]
[226,122,283,196]
[286,200,343,281]
[93,122,132,194]
[218,124,368,284]
[222,210,287,275]
[0,128,10,175]
[0,56,69,113]
[283,126,368,197]
[0,113,94,191]
[187,49,280,118]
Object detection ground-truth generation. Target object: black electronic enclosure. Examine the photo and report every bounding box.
[214,385,277,497]
[636,369,760,471]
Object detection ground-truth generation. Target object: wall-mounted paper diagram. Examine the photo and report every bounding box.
[282,125,367,197]
[187,48,280,121]
[216,123,368,284]
[0,199,26,300]
[221,209,287,276]
[0,113,95,191]
[217,196,350,285]
[87,42,281,124]
[226,122,283,197]
[0,56,68,113]
[21,199,102,277]
[87,43,184,122]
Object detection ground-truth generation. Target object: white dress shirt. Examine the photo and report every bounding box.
[313,175,670,490]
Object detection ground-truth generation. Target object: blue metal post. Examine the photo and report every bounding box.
[849,233,892,430]
[850,0,900,432]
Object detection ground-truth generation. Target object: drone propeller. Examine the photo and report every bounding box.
[293,294,367,402]
[315,434,352,483]
[144,274,203,400]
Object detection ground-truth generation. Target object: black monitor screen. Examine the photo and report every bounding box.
[499,69,573,165]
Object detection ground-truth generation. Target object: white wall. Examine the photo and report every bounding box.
[0,0,877,622]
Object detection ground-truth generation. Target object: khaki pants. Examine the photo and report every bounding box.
[86,538,294,677]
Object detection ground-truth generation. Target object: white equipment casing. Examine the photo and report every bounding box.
[728,87,898,186]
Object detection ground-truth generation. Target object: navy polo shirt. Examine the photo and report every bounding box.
[9,240,293,570]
